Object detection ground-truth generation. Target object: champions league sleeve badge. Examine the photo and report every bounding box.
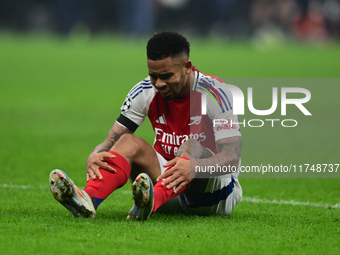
[121,96,132,112]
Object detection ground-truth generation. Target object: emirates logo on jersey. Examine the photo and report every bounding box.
[154,128,206,146]
[154,127,207,156]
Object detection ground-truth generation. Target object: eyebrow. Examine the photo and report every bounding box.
[149,73,174,79]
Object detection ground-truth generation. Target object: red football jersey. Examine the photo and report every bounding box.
[117,70,240,161]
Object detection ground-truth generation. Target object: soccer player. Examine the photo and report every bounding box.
[49,31,243,220]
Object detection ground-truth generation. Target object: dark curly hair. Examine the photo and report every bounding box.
[147,32,190,60]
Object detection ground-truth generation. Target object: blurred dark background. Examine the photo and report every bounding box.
[0,0,339,41]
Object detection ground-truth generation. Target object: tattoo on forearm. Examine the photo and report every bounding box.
[176,140,207,158]
[94,125,132,153]
[176,141,194,157]
[196,139,242,168]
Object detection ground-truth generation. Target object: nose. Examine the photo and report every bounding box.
[154,78,167,90]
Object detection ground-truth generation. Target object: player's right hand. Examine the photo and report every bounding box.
[86,152,116,181]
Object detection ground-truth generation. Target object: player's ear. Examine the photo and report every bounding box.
[185,60,192,74]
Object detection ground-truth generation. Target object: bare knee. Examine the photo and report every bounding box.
[110,134,160,180]
[111,134,143,159]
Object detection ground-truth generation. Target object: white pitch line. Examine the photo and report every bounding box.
[1,183,339,209]
[0,183,34,190]
[240,197,340,209]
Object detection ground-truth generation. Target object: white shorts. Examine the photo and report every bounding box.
[155,151,243,216]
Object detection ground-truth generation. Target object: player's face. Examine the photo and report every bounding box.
[147,56,192,100]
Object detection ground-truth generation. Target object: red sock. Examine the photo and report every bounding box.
[84,151,130,206]
[153,158,191,212]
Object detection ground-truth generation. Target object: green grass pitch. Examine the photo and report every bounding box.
[0,33,339,255]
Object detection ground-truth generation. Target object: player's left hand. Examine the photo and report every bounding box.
[156,157,195,193]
